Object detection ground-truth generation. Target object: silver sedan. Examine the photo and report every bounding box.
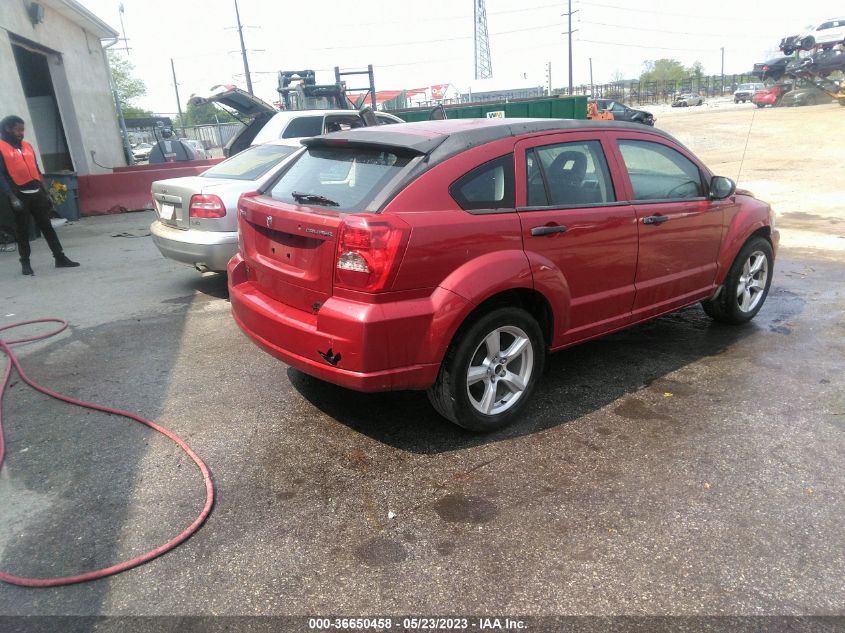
[672,93,705,107]
[150,139,302,272]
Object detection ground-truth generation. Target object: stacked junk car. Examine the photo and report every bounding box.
[749,17,845,107]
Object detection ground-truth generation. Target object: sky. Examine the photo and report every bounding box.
[77,0,844,115]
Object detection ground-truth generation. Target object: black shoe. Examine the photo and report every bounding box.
[55,254,80,268]
[21,260,34,276]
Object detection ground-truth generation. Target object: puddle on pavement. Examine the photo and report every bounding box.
[433,493,498,524]
[354,535,407,567]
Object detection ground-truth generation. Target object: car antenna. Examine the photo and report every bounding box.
[735,107,758,185]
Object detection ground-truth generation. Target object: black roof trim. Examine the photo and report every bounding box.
[303,119,679,166]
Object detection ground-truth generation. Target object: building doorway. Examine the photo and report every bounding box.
[11,40,73,172]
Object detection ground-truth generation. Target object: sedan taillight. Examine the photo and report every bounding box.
[189,194,226,218]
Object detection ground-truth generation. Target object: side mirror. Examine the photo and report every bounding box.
[710,175,736,200]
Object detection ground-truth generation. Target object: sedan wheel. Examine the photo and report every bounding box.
[702,236,773,324]
[427,307,544,432]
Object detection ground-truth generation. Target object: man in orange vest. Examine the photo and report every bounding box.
[1,115,79,275]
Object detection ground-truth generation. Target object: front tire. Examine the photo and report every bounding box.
[427,307,545,432]
[702,236,773,324]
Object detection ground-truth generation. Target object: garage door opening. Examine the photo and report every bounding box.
[11,40,73,172]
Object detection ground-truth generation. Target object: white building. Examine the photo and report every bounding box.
[0,0,125,175]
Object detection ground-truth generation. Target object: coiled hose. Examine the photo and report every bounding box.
[0,318,214,587]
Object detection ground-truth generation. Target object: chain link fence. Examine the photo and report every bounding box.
[556,74,761,105]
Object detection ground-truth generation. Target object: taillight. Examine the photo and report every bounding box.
[335,214,409,292]
[189,194,226,218]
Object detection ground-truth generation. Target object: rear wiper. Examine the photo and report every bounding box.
[291,191,339,207]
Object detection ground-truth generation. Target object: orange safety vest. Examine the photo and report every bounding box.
[0,139,42,186]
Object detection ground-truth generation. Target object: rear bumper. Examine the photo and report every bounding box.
[150,220,238,272]
[227,255,467,392]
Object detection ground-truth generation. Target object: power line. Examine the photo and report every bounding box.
[577,0,789,22]
[304,21,565,52]
[344,2,563,29]
[579,38,727,53]
[579,19,778,39]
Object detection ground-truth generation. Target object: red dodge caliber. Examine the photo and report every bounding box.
[229,119,778,431]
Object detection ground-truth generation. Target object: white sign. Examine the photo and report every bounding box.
[486,111,506,118]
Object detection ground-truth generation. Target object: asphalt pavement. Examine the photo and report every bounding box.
[0,212,843,623]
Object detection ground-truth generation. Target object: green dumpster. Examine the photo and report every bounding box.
[391,95,588,123]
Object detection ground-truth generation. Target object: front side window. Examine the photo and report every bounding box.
[526,141,615,207]
[618,140,704,201]
[268,146,411,212]
[202,143,298,181]
[449,155,514,211]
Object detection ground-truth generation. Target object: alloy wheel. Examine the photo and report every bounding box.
[466,326,534,416]
[736,250,769,313]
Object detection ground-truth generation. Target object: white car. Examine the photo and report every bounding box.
[150,139,303,272]
[189,85,402,156]
[131,142,153,161]
[781,18,845,54]
[182,139,209,159]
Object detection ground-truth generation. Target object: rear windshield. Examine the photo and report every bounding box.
[268,146,412,212]
[202,144,299,181]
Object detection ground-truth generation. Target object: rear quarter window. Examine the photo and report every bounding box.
[449,155,515,211]
[281,116,323,139]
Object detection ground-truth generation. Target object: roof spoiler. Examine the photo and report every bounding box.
[301,132,446,157]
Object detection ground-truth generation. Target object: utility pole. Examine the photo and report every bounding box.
[546,61,552,96]
[589,57,594,96]
[233,0,253,94]
[118,3,129,56]
[171,58,185,135]
[720,47,725,95]
[564,0,579,94]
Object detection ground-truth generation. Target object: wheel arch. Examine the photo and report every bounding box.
[716,221,773,285]
[435,287,555,367]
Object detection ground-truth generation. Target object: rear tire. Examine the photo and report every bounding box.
[756,103,765,108]
[702,236,773,324]
[427,307,545,432]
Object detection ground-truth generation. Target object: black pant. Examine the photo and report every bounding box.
[12,189,63,262]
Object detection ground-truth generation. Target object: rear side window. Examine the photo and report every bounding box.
[618,140,704,200]
[202,144,298,181]
[526,141,615,207]
[268,146,412,212]
[281,116,323,138]
[449,155,514,211]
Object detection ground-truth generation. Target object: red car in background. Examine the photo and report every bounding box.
[752,84,790,107]
[229,119,778,432]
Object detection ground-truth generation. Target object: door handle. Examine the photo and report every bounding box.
[530,225,568,236]
[642,215,670,225]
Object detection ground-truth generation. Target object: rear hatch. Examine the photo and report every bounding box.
[238,195,343,312]
[189,85,279,157]
[236,138,423,313]
[188,85,277,118]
